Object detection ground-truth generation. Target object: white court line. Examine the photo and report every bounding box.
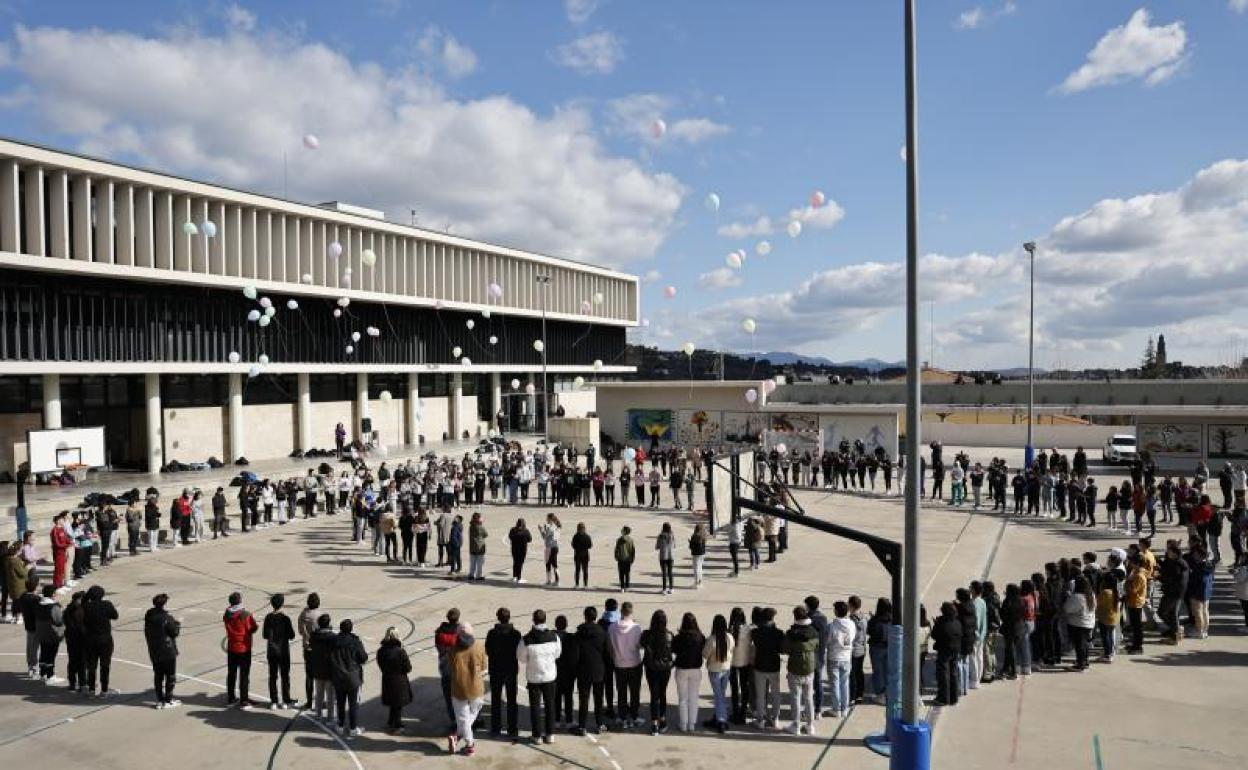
[921,513,975,600]
[598,745,611,757]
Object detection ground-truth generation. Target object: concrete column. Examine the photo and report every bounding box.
[297,372,312,452]
[450,373,464,440]
[228,372,245,461]
[355,372,370,442]
[526,372,539,425]
[490,372,502,422]
[42,374,62,430]
[145,373,162,474]
[406,372,421,446]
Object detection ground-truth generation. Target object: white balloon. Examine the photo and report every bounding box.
[763,379,778,394]
[264,306,276,317]
[361,249,376,267]
[489,335,498,345]
[461,357,472,367]
[242,285,257,300]
[787,220,802,238]
[510,378,521,389]
[452,346,462,357]
[379,390,393,402]
[247,365,260,378]
[337,297,350,308]
[201,221,217,238]
[726,252,743,269]
[573,376,585,388]
[593,359,603,371]
[286,299,299,310]
[301,273,313,284]
[640,318,651,327]
[704,193,720,213]
[593,291,604,304]
[259,296,273,309]
[466,319,475,330]
[352,331,362,342]
[258,354,270,365]
[247,309,261,322]
[345,345,354,354]
[681,342,696,356]
[622,447,637,462]
[533,340,544,353]
[580,300,592,314]
[742,318,757,334]
[333,308,342,318]
[227,351,241,364]
[745,388,758,404]
[651,118,666,139]
[182,221,198,236]
[258,315,271,327]
[303,134,320,150]
[810,190,826,208]
[482,309,492,319]
[328,241,343,259]
[525,383,536,395]
[755,240,772,256]
[367,326,380,337]
[487,282,503,299]
[776,442,788,455]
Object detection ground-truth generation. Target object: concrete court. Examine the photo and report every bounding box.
[1,453,1242,770]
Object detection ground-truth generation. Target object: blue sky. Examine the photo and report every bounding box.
[1,1,1246,368]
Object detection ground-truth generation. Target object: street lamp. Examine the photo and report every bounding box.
[1023,241,1036,469]
[535,273,551,444]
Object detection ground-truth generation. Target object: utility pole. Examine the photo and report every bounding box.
[536,273,551,444]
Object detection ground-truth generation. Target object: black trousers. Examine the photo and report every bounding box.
[659,559,674,591]
[1127,606,1144,650]
[336,686,360,728]
[574,555,590,587]
[730,665,752,721]
[39,638,61,679]
[304,646,315,705]
[935,652,959,705]
[226,651,252,702]
[490,673,519,735]
[615,665,642,720]
[527,680,557,738]
[417,532,429,563]
[645,667,671,723]
[153,659,176,703]
[603,662,615,713]
[577,676,604,728]
[401,532,414,562]
[618,560,632,589]
[268,649,292,704]
[85,636,114,692]
[512,550,526,580]
[66,635,86,688]
[557,675,575,722]
[728,543,740,575]
[384,532,398,560]
[850,655,865,701]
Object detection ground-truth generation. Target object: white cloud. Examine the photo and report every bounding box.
[1057,9,1187,94]
[698,267,743,290]
[956,8,987,29]
[564,0,599,24]
[666,117,730,143]
[552,31,623,75]
[224,4,256,32]
[717,216,773,238]
[416,27,478,78]
[788,201,846,229]
[642,269,661,283]
[1231,0,1248,13]
[8,22,685,268]
[605,93,728,145]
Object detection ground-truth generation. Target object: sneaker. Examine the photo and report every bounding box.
[44,676,65,685]
[786,723,802,735]
[463,744,476,756]
[166,699,182,709]
[350,727,364,738]
[543,735,553,745]
[154,701,166,710]
[270,703,282,711]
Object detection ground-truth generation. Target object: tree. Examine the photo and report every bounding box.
[1141,336,1156,373]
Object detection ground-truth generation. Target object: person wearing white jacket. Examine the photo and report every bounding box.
[518,610,562,744]
[824,601,856,718]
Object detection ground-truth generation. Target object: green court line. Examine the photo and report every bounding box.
[1094,734,1105,770]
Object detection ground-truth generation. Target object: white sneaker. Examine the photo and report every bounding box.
[166,699,182,709]
[270,703,282,711]
[786,723,802,735]
[43,676,65,685]
[155,702,166,710]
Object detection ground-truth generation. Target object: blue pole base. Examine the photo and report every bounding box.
[864,731,892,757]
[1024,444,1035,469]
[888,719,932,770]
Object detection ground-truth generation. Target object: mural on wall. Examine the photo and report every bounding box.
[819,415,896,457]
[676,409,723,446]
[1138,423,1203,456]
[722,411,766,446]
[626,409,674,448]
[1207,424,1248,459]
[763,428,823,456]
[767,413,820,433]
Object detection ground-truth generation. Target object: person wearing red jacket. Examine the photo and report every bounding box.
[223,592,259,708]
[50,513,73,590]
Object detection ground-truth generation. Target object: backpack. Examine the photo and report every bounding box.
[645,631,673,672]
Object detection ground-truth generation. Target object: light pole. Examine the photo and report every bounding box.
[535,273,551,444]
[1023,241,1036,469]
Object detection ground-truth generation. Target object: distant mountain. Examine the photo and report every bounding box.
[837,358,905,372]
[744,351,836,366]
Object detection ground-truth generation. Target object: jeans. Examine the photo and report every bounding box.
[707,670,730,723]
[1098,622,1117,658]
[968,642,982,689]
[674,667,701,730]
[1020,622,1034,673]
[454,697,485,746]
[827,658,851,714]
[469,553,485,579]
[313,678,335,717]
[787,673,815,730]
[490,673,519,735]
[227,651,252,702]
[527,680,557,737]
[26,631,39,671]
[868,645,888,694]
[753,669,781,725]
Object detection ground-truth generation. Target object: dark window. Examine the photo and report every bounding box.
[310,374,354,402]
[242,374,296,405]
[0,375,39,414]
[163,375,228,408]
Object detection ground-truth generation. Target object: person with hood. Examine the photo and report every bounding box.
[449,621,487,755]
[749,607,785,729]
[263,593,296,709]
[518,609,562,744]
[35,585,66,683]
[50,512,73,590]
[1063,576,1096,669]
[782,605,819,735]
[485,607,522,738]
[63,590,87,692]
[598,599,621,721]
[508,518,532,583]
[376,627,413,733]
[615,527,636,591]
[824,600,856,719]
[83,585,118,696]
[640,609,675,735]
[308,614,338,719]
[804,595,828,713]
[435,608,470,729]
[144,593,181,708]
[609,601,643,728]
[574,605,610,735]
[467,512,488,580]
[297,593,321,709]
[330,619,368,738]
[223,591,259,708]
[931,602,963,706]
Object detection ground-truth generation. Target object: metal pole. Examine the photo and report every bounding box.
[1024,241,1036,467]
[901,0,922,729]
[537,274,550,444]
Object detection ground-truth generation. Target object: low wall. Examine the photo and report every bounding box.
[555,389,597,418]
[241,403,298,461]
[163,405,227,462]
[2,412,44,477]
[919,421,1126,450]
[308,400,356,451]
[549,417,601,452]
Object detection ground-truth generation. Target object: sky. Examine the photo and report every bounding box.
[1,0,1246,369]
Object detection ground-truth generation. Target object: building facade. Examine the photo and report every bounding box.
[0,138,636,474]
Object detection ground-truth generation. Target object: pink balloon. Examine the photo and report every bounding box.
[663,286,676,299]
[810,190,826,208]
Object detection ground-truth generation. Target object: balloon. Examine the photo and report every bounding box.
[580,300,592,314]
[663,286,677,299]
[651,118,666,139]
[332,308,342,318]
[361,249,376,267]
[756,240,772,256]
[726,252,743,269]
[379,390,393,402]
[242,285,257,300]
[259,296,272,309]
[487,282,503,299]
[303,134,320,150]
[745,388,758,404]
[460,357,472,367]
[510,378,521,389]
[258,354,270,365]
[487,428,497,439]
[345,345,354,355]
[182,221,198,236]
[488,335,498,345]
[337,297,350,307]
[704,192,720,213]
[328,241,342,259]
[286,299,299,310]
[681,342,695,356]
[227,351,241,364]
[763,379,777,394]
[776,442,788,455]
[742,318,757,334]
[352,331,362,342]
[899,145,907,162]
[787,220,802,238]
[593,359,603,371]
[301,273,313,284]
[593,291,604,305]
[264,306,276,317]
[247,309,261,322]
[201,221,217,238]
[573,376,585,388]
[481,309,491,319]
[247,365,260,378]
[466,319,475,330]
[367,326,380,337]
[525,383,536,395]
[810,190,826,208]
[623,447,637,462]
[452,346,462,357]
[343,266,353,276]
[533,340,544,353]
[258,315,271,327]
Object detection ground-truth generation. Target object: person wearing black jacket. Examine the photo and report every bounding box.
[63,591,87,692]
[509,520,532,583]
[572,524,593,588]
[83,585,118,696]
[931,602,963,706]
[211,488,229,538]
[750,607,784,728]
[954,589,977,697]
[804,596,828,714]
[1158,542,1190,643]
[484,608,522,738]
[308,614,337,719]
[144,593,181,708]
[574,606,609,735]
[598,599,619,720]
[329,619,369,737]
[998,585,1025,680]
[263,593,296,709]
[554,615,580,728]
